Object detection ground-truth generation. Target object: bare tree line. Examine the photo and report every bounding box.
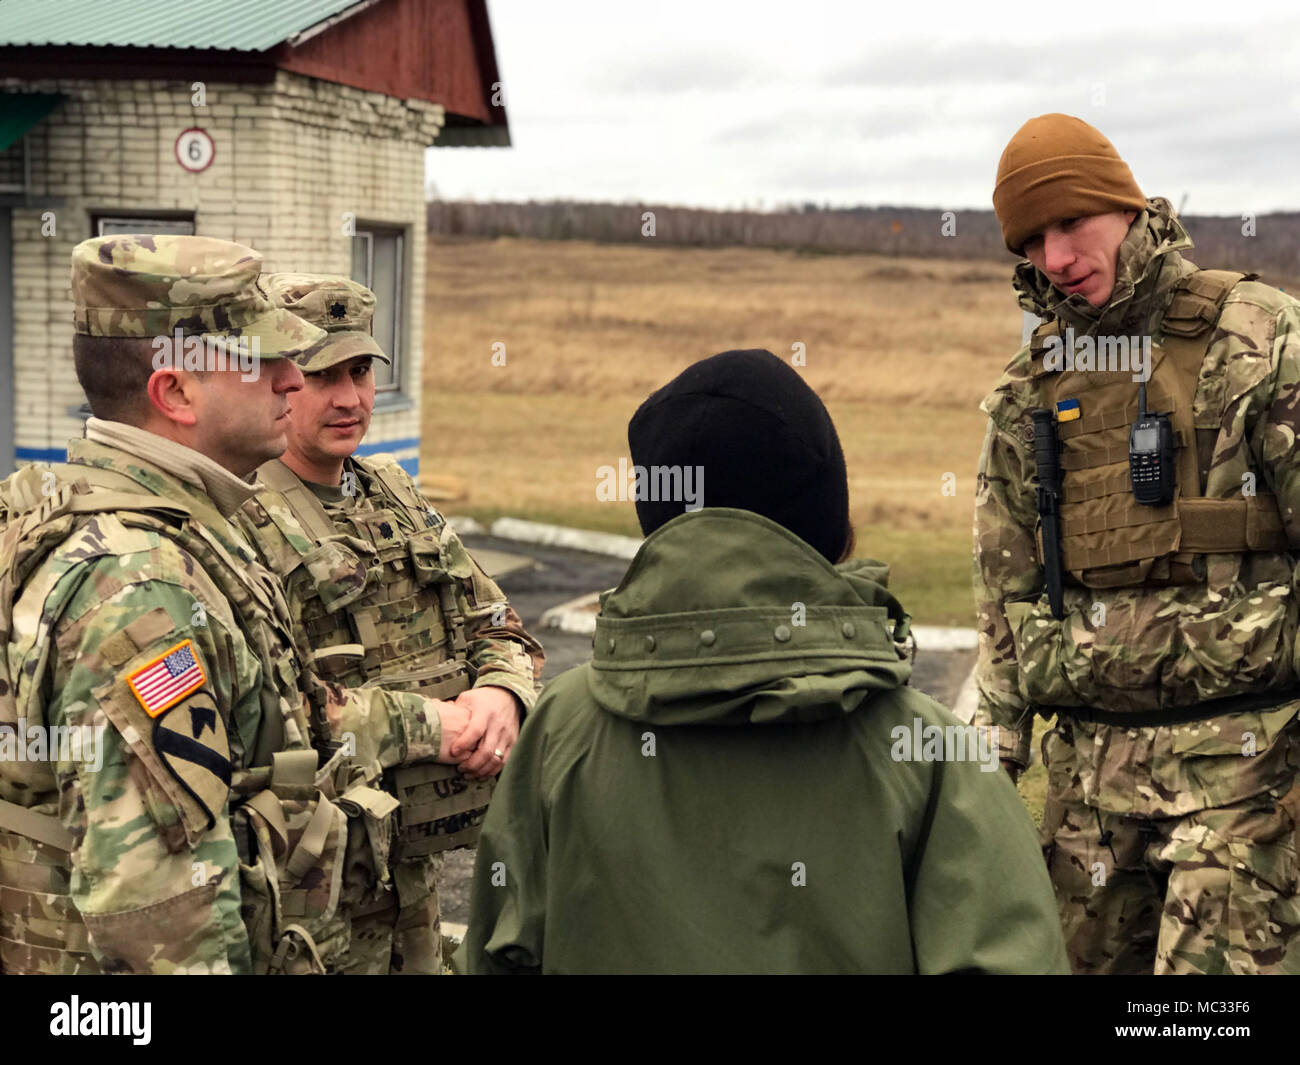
[427,201,1300,281]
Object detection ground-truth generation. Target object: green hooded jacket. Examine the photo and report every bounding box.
[463,509,1067,974]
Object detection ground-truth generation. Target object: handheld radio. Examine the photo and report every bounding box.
[1129,382,1176,506]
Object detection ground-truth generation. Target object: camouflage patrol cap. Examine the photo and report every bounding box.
[261,273,391,373]
[71,234,328,359]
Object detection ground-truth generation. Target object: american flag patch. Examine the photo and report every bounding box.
[127,639,207,718]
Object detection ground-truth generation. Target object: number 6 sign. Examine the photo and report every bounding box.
[174,128,215,173]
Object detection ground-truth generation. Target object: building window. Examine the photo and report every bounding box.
[95,215,196,237]
[0,141,24,195]
[350,226,404,392]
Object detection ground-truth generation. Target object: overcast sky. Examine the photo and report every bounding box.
[426,0,1300,215]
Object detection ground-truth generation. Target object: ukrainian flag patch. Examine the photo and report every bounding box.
[1055,398,1081,423]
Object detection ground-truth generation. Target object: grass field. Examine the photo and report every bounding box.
[422,237,1019,626]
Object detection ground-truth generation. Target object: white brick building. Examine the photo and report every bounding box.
[0,0,509,476]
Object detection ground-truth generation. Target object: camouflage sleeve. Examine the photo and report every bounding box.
[1253,300,1300,542]
[972,416,1040,769]
[439,523,545,713]
[19,545,255,973]
[318,681,442,769]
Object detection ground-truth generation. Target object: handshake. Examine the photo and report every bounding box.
[433,685,522,779]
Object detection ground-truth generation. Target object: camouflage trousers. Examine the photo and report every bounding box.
[1041,769,1300,975]
[333,855,446,975]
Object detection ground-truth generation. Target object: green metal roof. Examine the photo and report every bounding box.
[0,0,367,51]
[0,93,64,152]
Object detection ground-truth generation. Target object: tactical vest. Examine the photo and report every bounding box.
[0,463,394,974]
[1029,270,1290,589]
[241,459,493,860]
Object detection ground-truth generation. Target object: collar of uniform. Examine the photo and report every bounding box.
[338,455,377,511]
[302,475,349,505]
[83,418,260,518]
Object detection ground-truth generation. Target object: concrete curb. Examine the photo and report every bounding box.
[446,515,486,536]
[488,517,643,559]
[910,625,978,652]
[539,592,603,635]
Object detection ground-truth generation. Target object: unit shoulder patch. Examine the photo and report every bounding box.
[153,691,231,832]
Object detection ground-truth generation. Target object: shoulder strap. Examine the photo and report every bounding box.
[1029,319,1063,360]
[355,459,469,658]
[2,464,59,516]
[1159,270,1250,489]
[0,797,73,851]
[361,458,432,518]
[256,460,337,544]
[1160,269,1251,338]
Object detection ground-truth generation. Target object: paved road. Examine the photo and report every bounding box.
[439,534,976,927]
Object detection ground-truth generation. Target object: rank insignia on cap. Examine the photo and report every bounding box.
[329,301,347,319]
[1055,398,1081,422]
[127,639,207,718]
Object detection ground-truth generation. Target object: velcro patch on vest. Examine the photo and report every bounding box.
[126,639,207,718]
[1055,398,1081,423]
[391,763,494,856]
[152,691,231,833]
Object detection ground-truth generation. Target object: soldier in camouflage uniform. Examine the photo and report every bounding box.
[974,114,1300,974]
[0,236,474,974]
[236,274,544,974]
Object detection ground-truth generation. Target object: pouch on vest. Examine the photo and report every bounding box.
[0,821,98,974]
[1033,270,1289,589]
[391,763,496,858]
[300,540,371,614]
[338,777,401,893]
[232,751,350,973]
[379,659,496,855]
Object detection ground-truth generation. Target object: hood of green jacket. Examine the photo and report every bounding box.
[589,508,913,727]
[1013,196,1199,337]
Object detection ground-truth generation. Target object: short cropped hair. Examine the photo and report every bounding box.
[72,334,160,424]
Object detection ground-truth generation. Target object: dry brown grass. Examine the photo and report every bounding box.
[422,238,1018,624]
[424,237,1015,405]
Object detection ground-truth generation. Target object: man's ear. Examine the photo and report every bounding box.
[1125,209,1139,224]
[145,369,200,427]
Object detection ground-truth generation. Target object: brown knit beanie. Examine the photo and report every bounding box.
[992,114,1145,255]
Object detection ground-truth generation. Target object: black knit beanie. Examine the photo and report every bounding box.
[627,349,850,563]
